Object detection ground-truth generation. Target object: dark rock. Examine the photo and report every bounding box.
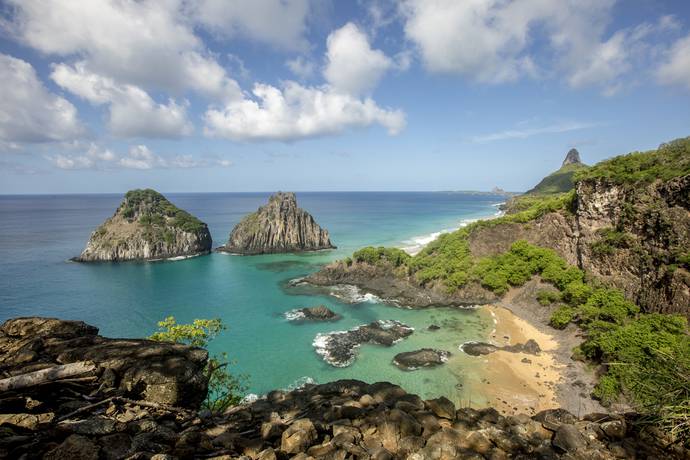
[281,418,318,454]
[393,348,451,370]
[74,189,212,262]
[219,192,335,255]
[460,342,498,356]
[461,339,541,356]
[562,148,583,167]
[427,324,441,331]
[44,434,100,460]
[313,320,414,367]
[287,305,340,322]
[426,397,455,420]
[552,423,587,453]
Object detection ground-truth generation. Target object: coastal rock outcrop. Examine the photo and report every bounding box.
[74,189,212,262]
[285,305,340,322]
[313,320,414,367]
[461,339,541,356]
[0,317,686,459]
[218,192,335,255]
[393,348,451,370]
[0,317,209,408]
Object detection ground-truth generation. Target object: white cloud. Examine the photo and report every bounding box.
[192,0,313,51]
[324,23,393,95]
[204,82,405,141]
[472,121,599,143]
[657,34,690,90]
[0,53,83,143]
[51,62,193,138]
[400,0,671,92]
[4,0,242,102]
[286,56,316,80]
[48,144,232,170]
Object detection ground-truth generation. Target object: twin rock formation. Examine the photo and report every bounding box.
[76,190,333,262]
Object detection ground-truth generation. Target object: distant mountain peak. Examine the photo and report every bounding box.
[562,148,582,167]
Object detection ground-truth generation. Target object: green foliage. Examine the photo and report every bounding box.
[408,230,473,288]
[537,289,561,306]
[550,306,576,329]
[561,281,593,306]
[352,246,410,267]
[122,189,206,234]
[575,136,690,185]
[590,227,633,256]
[149,316,247,413]
[525,162,588,195]
[579,288,639,325]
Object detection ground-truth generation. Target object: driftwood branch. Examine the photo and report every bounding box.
[0,361,96,392]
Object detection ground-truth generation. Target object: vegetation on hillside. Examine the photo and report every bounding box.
[350,191,576,292]
[575,136,690,184]
[150,317,247,413]
[525,162,588,195]
[121,189,206,234]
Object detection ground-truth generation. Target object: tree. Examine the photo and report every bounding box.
[149,316,247,413]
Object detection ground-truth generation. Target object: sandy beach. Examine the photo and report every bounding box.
[471,305,563,416]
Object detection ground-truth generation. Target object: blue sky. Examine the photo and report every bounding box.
[1,0,689,194]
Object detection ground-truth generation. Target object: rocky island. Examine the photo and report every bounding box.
[218,192,335,255]
[74,189,212,262]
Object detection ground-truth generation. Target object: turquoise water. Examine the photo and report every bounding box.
[0,192,504,402]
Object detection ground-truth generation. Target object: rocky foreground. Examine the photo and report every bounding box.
[0,317,687,460]
[75,189,212,262]
[218,192,335,255]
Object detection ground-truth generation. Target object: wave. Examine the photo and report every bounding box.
[328,284,382,304]
[284,309,306,321]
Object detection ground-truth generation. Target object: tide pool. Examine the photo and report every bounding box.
[0,192,505,403]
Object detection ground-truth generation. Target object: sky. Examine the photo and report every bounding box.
[1,0,689,194]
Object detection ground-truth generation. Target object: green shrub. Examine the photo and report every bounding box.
[150,316,247,413]
[575,136,690,185]
[592,374,621,403]
[537,290,561,306]
[550,306,576,329]
[352,246,410,267]
[590,227,633,256]
[579,288,639,325]
[561,280,593,306]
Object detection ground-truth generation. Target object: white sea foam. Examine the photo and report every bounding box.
[329,284,382,304]
[284,309,306,321]
[240,393,259,404]
[286,376,316,390]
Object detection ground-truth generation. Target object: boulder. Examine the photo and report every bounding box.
[393,349,451,370]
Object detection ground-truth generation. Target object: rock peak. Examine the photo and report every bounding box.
[219,192,335,255]
[562,148,582,167]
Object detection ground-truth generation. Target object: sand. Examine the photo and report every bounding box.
[469,305,563,416]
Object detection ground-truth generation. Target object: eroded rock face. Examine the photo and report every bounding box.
[74,189,212,262]
[562,148,582,167]
[393,349,451,370]
[0,317,208,408]
[219,192,335,255]
[313,320,414,367]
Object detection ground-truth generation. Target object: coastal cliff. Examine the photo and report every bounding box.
[310,139,690,316]
[74,189,212,262]
[1,317,684,459]
[218,192,335,255]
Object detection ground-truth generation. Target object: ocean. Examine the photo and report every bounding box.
[0,192,505,403]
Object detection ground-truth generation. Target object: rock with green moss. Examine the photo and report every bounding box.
[218,192,335,255]
[74,189,212,262]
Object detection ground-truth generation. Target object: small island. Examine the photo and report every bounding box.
[73,189,212,262]
[218,192,335,255]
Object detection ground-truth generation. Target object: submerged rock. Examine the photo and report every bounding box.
[74,189,212,262]
[393,348,451,370]
[313,320,414,367]
[218,192,335,255]
[285,305,340,322]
